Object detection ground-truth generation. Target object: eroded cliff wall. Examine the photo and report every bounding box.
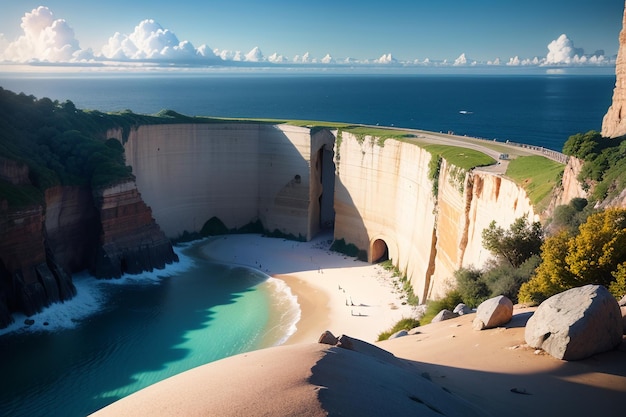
[334,133,536,302]
[114,124,334,241]
[602,1,626,138]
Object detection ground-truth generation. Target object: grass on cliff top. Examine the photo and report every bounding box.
[422,144,496,170]
[506,155,564,208]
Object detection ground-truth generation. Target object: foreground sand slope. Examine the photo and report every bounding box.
[90,338,485,417]
[381,309,626,416]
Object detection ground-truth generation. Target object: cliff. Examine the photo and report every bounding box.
[92,181,178,278]
[602,1,626,138]
[109,123,335,241]
[114,124,543,304]
[0,169,177,327]
[333,133,536,301]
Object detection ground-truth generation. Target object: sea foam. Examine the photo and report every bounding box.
[0,245,195,337]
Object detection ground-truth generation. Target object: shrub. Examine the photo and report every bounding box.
[454,267,489,308]
[377,317,421,341]
[420,290,463,325]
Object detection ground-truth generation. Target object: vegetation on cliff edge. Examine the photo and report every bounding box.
[562,130,626,203]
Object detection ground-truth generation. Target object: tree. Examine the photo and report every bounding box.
[519,208,626,303]
[481,217,543,268]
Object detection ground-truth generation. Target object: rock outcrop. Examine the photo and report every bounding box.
[92,181,179,278]
[0,167,177,327]
[472,295,513,330]
[525,285,623,360]
[602,1,626,138]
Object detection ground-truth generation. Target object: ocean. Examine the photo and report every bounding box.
[0,241,299,417]
[0,71,615,151]
[0,71,616,416]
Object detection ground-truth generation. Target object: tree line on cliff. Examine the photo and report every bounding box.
[0,88,221,208]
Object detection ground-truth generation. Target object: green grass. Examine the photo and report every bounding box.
[505,155,564,209]
[377,317,421,341]
[422,144,496,170]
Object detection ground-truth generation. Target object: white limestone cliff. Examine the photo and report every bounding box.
[113,124,540,303]
[334,132,536,302]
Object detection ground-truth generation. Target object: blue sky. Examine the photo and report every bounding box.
[0,1,623,67]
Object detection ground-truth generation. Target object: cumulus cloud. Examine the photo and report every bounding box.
[0,6,91,62]
[321,54,333,64]
[244,46,264,62]
[375,53,397,64]
[268,52,286,63]
[545,34,583,64]
[100,19,218,62]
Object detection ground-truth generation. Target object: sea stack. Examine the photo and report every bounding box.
[602,1,626,138]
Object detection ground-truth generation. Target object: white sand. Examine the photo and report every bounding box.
[200,232,417,344]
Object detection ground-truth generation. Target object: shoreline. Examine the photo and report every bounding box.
[199,233,416,345]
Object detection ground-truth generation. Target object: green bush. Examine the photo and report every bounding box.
[420,290,463,325]
[377,317,421,341]
[454,267,489,308]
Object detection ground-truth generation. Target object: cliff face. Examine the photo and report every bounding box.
[0,191,76,327]
[0,164,177,327]
[111,124,335,241]
[334,133,536,302]
[92,181,178,278]
[602,1,626,138]
[115,124,541,304]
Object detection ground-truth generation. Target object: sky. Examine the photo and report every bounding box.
[0,1,623,70]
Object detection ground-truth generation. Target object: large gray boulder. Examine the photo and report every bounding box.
[525,285,623,360]
[472,295,513,330]
[431,309,458,323]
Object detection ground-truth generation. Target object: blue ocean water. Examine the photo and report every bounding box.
[0,241,299,417]
[0,72,615,151]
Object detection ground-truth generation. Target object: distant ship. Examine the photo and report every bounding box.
[459,110,473,115]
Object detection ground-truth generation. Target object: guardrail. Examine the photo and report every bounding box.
[504,141,569,164]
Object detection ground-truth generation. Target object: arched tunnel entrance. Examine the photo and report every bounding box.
[371,239,389,263]
[318,144,335,231]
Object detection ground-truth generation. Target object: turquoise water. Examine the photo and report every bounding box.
[0,240,298,417]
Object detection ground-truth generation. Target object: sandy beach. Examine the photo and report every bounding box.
[91,233,626,417]
[199,232,416,344]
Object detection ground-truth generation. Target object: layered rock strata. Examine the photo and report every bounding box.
[0,167,177,327]
[92,181,178,278]
[602,1,626,138]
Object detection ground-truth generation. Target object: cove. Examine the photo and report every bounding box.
[0,240,298,417]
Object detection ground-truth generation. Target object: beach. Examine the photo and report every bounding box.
[91,233,626,416]
[199,232,417,345]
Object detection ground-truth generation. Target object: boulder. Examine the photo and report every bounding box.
[388,330,408,339]
[318,330,338,345]
[453,303,472,315]
[525,285,623,360]
[472,295,513,330]
[432,309,458,323]
[619,294,626,307]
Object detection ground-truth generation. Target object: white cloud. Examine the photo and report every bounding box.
[268,52,286,63]
[244,46,264,62]
[375,53,397,64]
[0,6,91,62]
[453,53,467,66]
[100,19,218,62]
[321,53,334,64]
[545,34,582,64]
